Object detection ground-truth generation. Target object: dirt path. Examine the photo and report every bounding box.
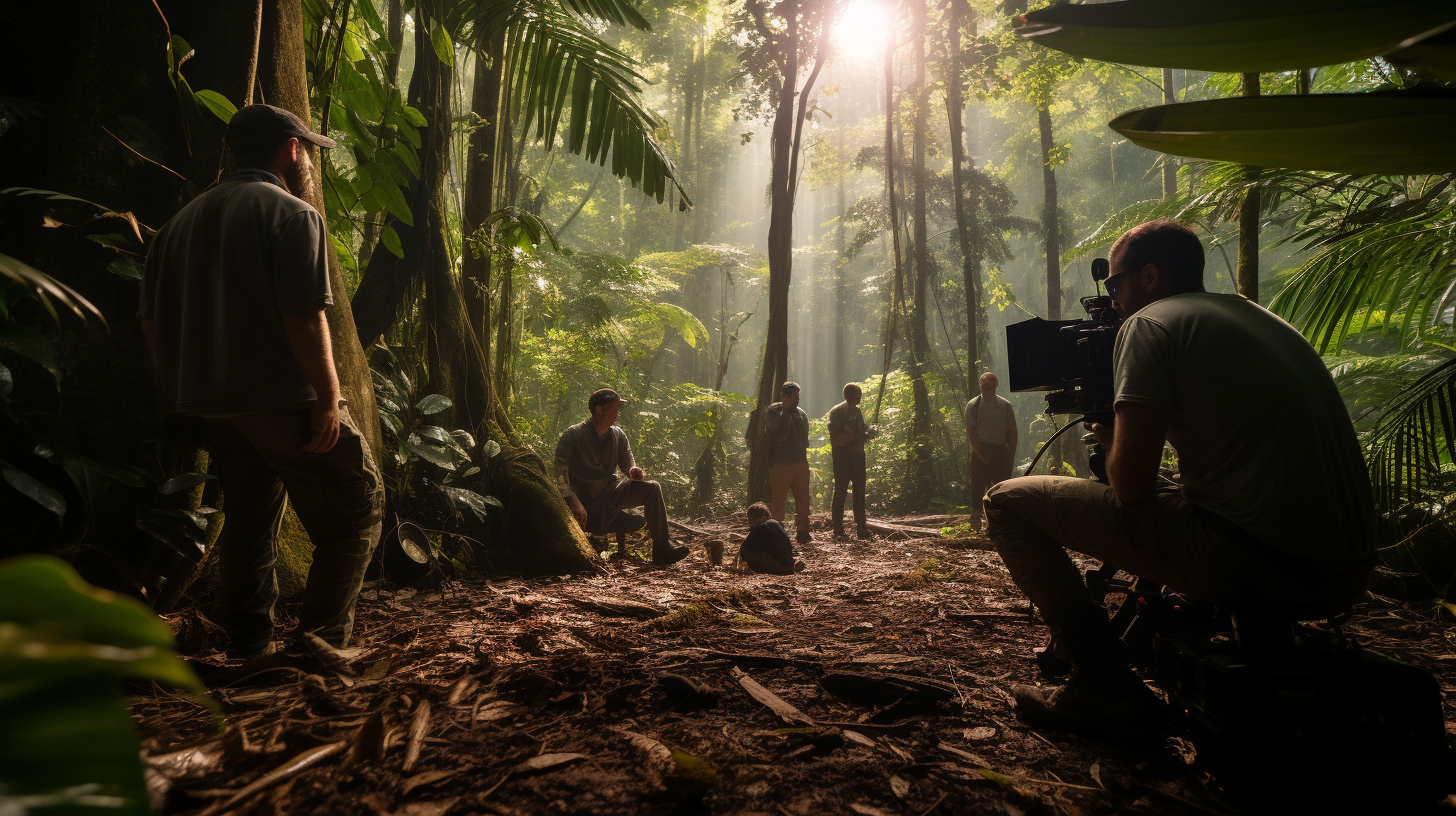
[135,515,1456,815]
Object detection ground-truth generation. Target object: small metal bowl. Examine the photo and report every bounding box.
[382,520,433,584]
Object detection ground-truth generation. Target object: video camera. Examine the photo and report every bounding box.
[1004,258,1120,424]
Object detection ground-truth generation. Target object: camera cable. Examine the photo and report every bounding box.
[1021,415,1091,477]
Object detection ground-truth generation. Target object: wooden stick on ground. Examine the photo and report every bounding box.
[730,666,814,726]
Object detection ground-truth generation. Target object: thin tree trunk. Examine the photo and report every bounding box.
[870,20,906,428]
[945,0,980,381]
[904,0,932,502]
[1161,67,1177,199]
[1237,72,1260,302]
[1037,104,1060,320]
[834,125,847,389]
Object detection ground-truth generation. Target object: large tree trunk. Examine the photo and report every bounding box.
[462,30,505,347]
[904,0,933,504]
[257,0,383,466]
[1037,105,1060,320]
[745,3,801,504]
[1237,72,1260,302]
[344,4,595,575]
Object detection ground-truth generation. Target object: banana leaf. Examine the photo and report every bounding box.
[1386,20,1456,81]
[1016,0,1456,72]
[1109,93,1456,175]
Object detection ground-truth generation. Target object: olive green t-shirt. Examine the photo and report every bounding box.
[965,394,1015,446]
[1113,292,1374,560]
[141,173,333,415]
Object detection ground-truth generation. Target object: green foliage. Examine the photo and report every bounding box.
[0,555,205,815]
[1110,94,1456,175]
[1016,0,1454,74]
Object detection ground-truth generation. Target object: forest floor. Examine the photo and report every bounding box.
[133,513,1456,816]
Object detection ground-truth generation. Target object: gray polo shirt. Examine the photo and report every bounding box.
[553,420,635,507]
[141,172,333,415]
[1114,292,1374,560]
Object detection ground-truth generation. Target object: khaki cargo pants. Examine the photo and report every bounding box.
[770,461,811,539]
[201,407,384,651]
[985,476,1373,625]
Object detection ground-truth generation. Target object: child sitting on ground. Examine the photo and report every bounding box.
[740,502,805,575]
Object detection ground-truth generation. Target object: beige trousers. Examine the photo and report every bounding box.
[986,476,1373,623]
[769,461,811,538]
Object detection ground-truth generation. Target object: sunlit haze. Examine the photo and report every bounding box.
[833,0,892,64]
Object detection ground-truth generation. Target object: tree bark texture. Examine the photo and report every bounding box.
[1237,72,1261,302]
[1037,104,1060,320]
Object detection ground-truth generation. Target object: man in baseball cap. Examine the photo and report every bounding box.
[554,388,690,565]
[141,104,383,659]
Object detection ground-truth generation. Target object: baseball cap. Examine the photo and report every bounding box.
[781,382,800,394]
[225,104,338,158]
[589,388,628,412]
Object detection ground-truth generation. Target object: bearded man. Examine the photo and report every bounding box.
[141,104,384,659]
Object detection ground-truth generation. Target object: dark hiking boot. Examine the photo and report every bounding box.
[856,526,873,540]
[1013,602,1164,739]
[793,559,807,573]
[226,639,279,662]
[653,545,690,566]
[796,530,812,545]
[1012,668,1162,740]
[832,527,848,540]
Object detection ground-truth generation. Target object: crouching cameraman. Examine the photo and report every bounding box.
[985,220,1376,739]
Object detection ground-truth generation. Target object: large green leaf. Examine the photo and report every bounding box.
[1109,94,1456,175]
[0,556,205,815]
[430,19,455,65]
[1017,0,1456,72]
[0,323,61,383]
[0,252,105,327]
[192,89,238,123]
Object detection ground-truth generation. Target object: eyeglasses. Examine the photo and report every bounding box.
[1104,271,1130,298]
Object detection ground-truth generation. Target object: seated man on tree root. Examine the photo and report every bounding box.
[554,388,689,566]
[985,220,1376,739]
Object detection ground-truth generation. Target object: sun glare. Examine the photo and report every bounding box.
[833,0,892,64]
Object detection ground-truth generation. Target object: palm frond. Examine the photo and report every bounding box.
[472,2,685,204]
[1269,177,1456,352]
[1366,354,1456,517]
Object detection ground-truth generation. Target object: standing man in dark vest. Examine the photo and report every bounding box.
[827,383,876,539]
[141,104,384,659]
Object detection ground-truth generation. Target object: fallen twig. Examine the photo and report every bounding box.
[730,666,814,726]
[214,742,346,811]
[403,699,432,771]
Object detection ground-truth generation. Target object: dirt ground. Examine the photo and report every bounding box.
[134,513,1456,816]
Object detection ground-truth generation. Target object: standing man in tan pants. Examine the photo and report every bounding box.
[142,105,384,659]
[765,382,812,545]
